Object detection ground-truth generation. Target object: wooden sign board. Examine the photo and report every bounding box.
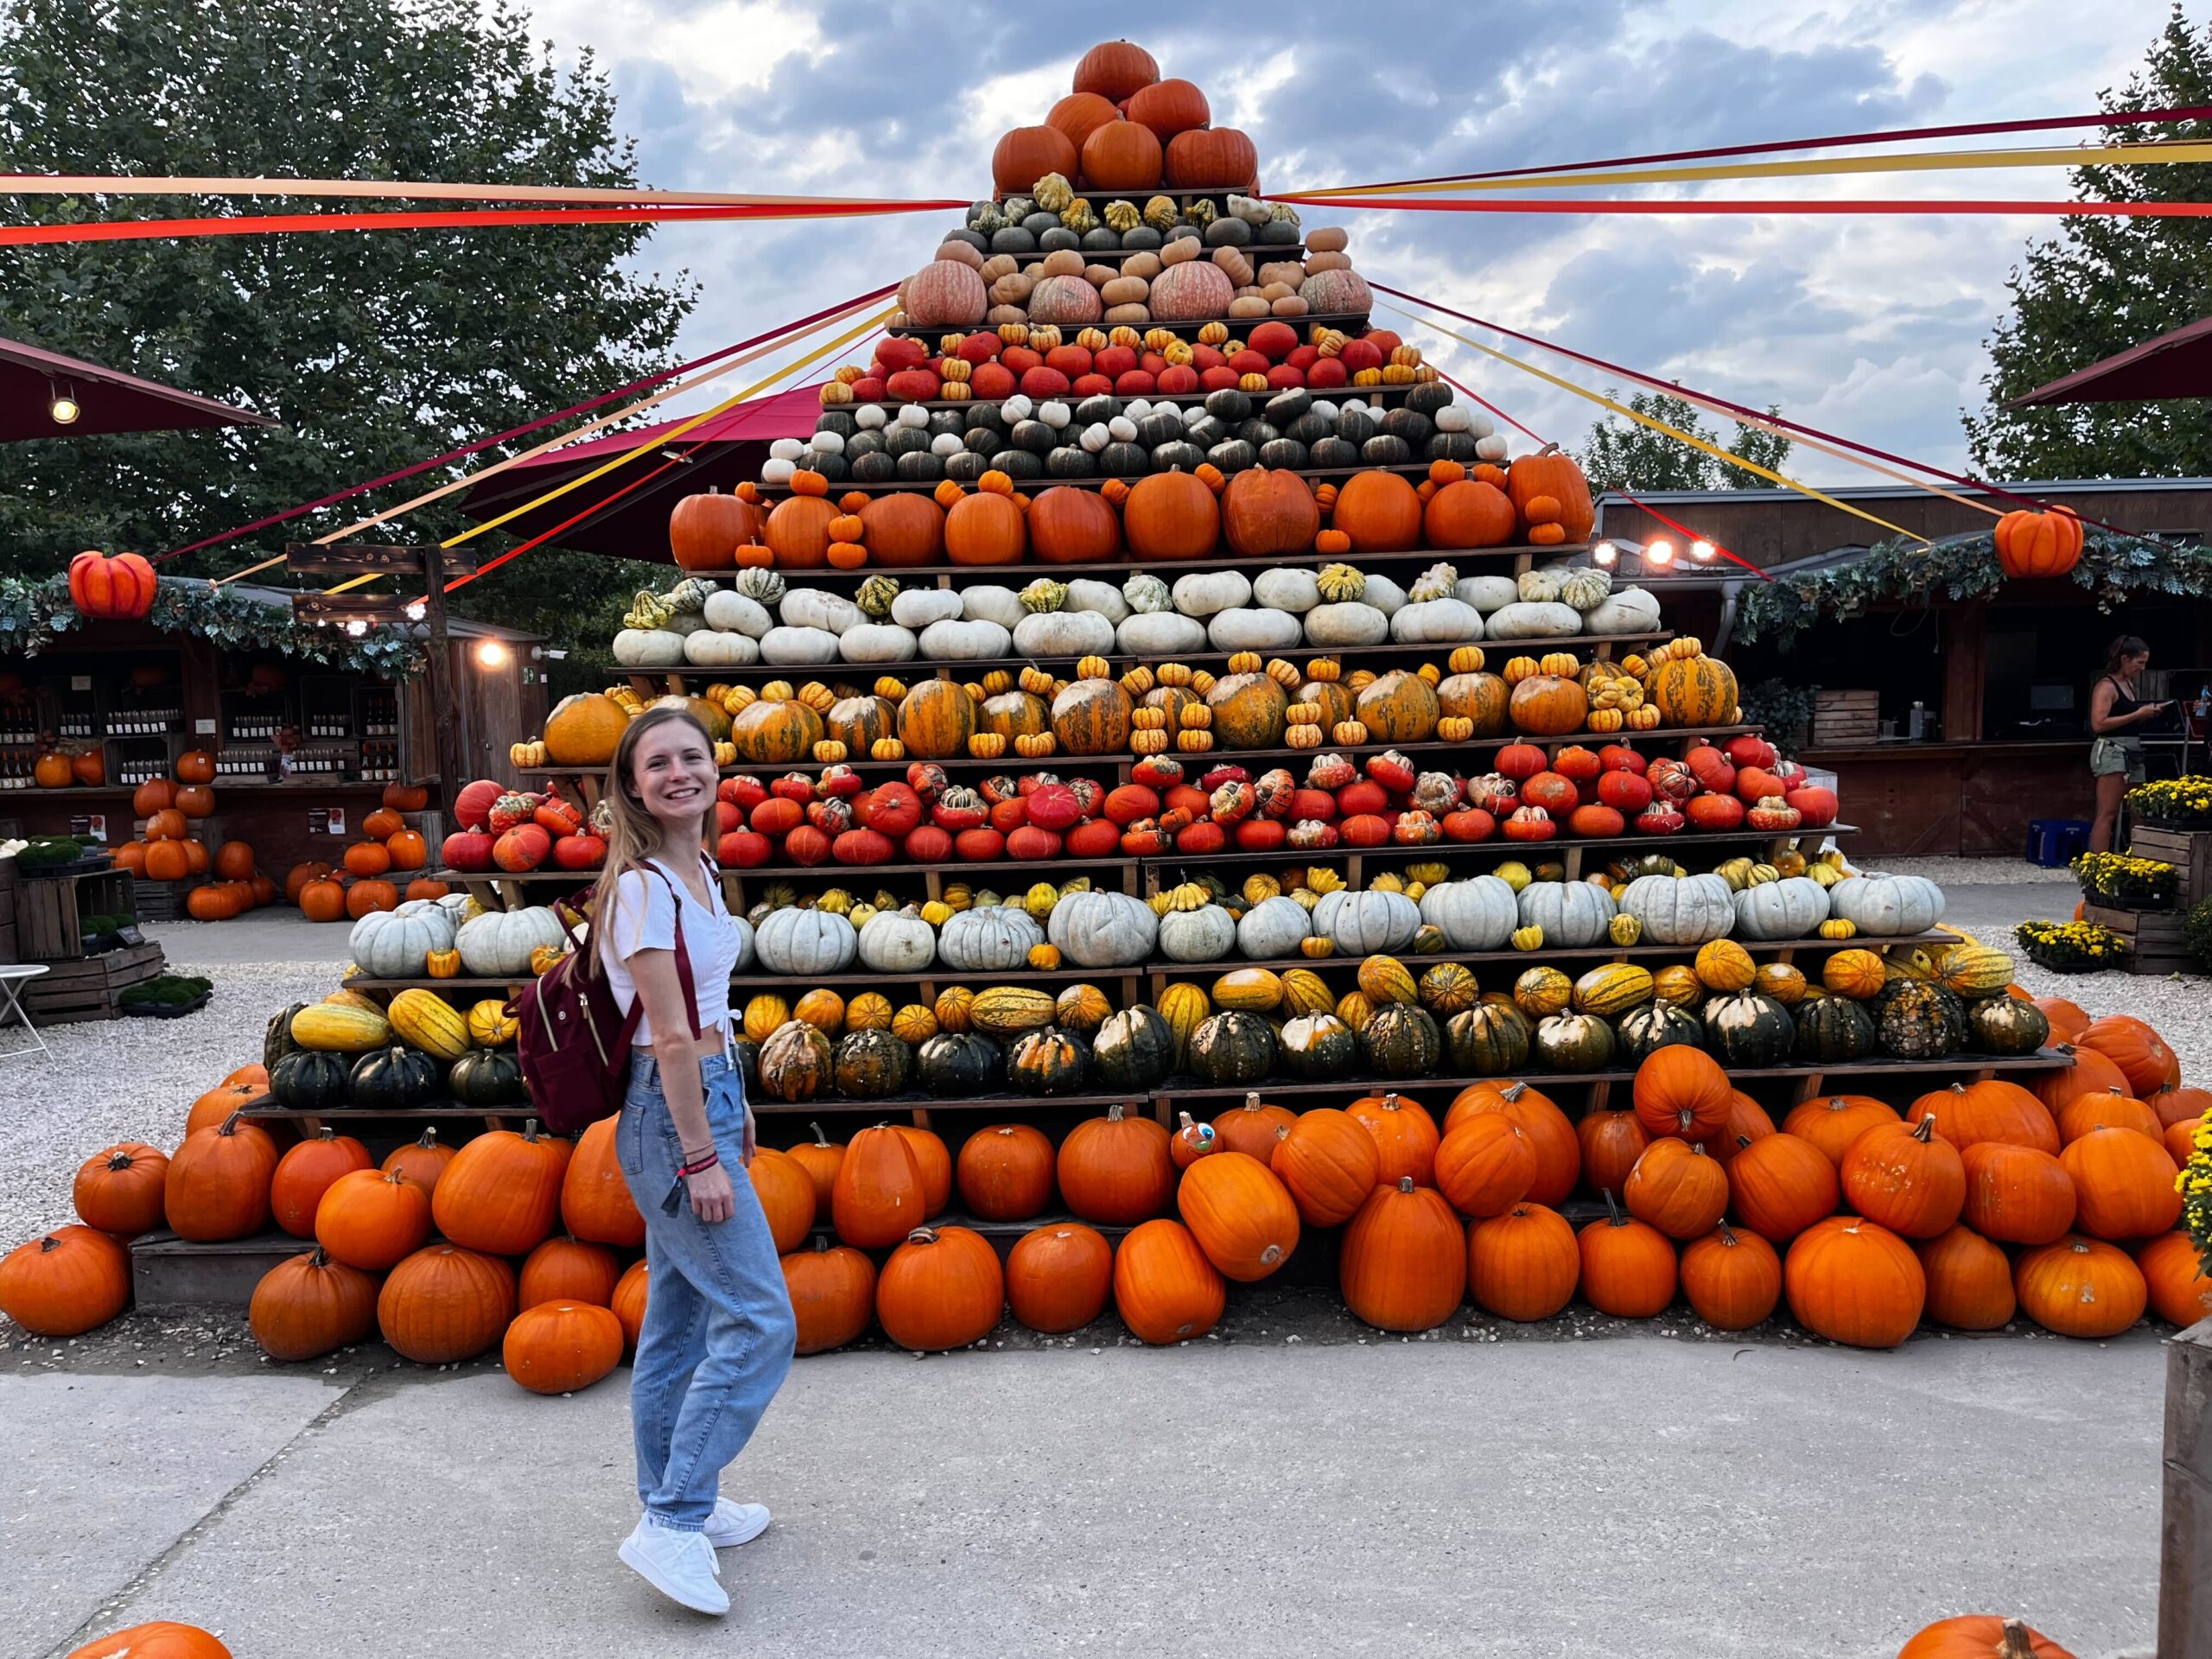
[284,543,481,577]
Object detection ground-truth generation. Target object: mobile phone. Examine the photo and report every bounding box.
[661,1174,686,1216]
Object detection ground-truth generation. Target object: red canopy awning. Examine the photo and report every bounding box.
[457,385,820,560]
[0,335,278,442]
[2003,315,2212,406]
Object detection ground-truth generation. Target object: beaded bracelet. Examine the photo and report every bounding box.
[679,1151,721,1178]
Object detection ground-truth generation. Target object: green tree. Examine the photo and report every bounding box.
[0,0,694,653]
[1578,388,1793,492]
[1964,7,2212,479]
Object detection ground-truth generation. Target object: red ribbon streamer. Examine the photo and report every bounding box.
[2,199,964,249]
[1380,283,2142,537]
[1291,103,2212,194]
[156,286,899,563]
[1270,195,2212,216]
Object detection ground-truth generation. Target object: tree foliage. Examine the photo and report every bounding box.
[0,0,693,651]
[1577,388,1792,493]
[1963,6,2212,480]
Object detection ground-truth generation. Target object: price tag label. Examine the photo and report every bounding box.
[194,718,216,735]
[70,675,91,690]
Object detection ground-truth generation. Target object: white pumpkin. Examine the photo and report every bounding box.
[1556,566,1612,613]
[702,590,772,637]
[920,617,1013,660]
[612,628,687,668]
[837,623,918,664]
[960,585,1027,630]
[1584,588,1664,636]
[662,612,709,639]
[858,907,938,973]
[1617,873,1735,946]
[1313,888,1421,955]
[1063,578,1129,624]
[1014,609,1117,658]
[455,906,568,976]
[1483,601,1586,640]
[348,901,458,978]
[1732,876,1832,942]
[937,906,1044,971]
[1359,573,1408,617]
[755,907,857,976]
[1207,607,1303,652]
[1457,575,1520,614]
[1389,597,1484,643]
[1171,570,1251,619]
[730,568,785,605]
[1302,602,1389,647]
[1236,894,1312,960]
[1046,890,1159,967]
[1252,568,1322,613]
[1475,433,1510,461]
[1517,567,1564,604]
[891,588,965,628]
[1515,880,1616,948]
[759,626,842,664]
[779,589,861,636]
[1828,874,1945,937]
[684,628,762,667]
[1416,876,1519,950]
[1157,903,1238,963]
[1119,613,1207,655]
[1123,573,1173,613]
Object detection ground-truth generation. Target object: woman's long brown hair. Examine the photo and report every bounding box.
[590,703,718,978]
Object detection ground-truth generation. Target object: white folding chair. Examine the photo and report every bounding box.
[0,964,53,1060]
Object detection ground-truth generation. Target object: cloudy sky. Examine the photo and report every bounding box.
[524,0,2182,484]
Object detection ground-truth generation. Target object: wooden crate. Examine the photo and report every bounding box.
[0,855,16,965]
[131,1230,302,1310]
[22,939,168,1022]
[2082,900,2194,976]
[2126,825,2212,908]
[14,868,136,960]
[133,875,207,923]
[1812,689,1879,746]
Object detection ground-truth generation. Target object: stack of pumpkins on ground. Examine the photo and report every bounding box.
[284,784,442,922]
[669,435,1599,589]
[109,757,275,920]
[432,774,614,878]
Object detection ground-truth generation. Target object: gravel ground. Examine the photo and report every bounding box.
[1873,854,2079,887]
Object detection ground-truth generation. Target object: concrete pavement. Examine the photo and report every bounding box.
[13,1332,2165,1659]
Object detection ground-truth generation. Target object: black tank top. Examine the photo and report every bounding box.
[2101,675,2144,718]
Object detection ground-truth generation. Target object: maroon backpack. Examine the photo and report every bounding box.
[511,862,702,1135]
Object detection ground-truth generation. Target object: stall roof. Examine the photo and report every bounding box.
[0,336,278,442]
[2002,316,2212,407]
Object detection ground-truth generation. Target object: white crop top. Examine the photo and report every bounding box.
[597,855,742,1046]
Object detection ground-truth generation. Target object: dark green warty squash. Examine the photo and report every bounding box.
[1445,1003,1531,1075]
[264,1001,313,1071]
[1359,1003,1441,1079]
[1874,979,1968,1060]
[1185,1011,1278,1086]
[917,1031,1002,1098]
[1792,995,1877,1064]
[1278,1012,1357,1080]
[348,1046,441,1112]
[1091,1005,1176,1090]
[1534,1012,1615,1073]
[1968,995,2050,1057]
[758,1020,836,1103]
[1009,1026,1091,1096]
[833,1028,913,1100]
[1613,1001,1702,1063]
[1700,991,1796,1068]
[447,1047,526,1108]
[270,1047,351,1112]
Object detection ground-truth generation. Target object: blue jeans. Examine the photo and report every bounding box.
[616,1051,796,1533]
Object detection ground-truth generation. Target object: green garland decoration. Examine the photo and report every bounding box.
[0,575,420,677]
[1735,527,2212,648]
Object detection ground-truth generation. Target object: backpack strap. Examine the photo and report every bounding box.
[644,860,706,1045]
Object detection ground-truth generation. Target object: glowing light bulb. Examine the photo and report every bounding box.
[1691,539,1717,562]
[48,391,80,425]
[476,639,508,668]
[404,600,427,622]
[1592,541,1617,567]
[345,619,369,637]
[1647,538,1675,567]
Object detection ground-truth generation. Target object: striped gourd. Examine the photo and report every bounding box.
[1334,989,1375,1030]
[322,988,386,1015]
[1936,944,2013,998]
[1572,963,1654,1019]
[1511,966,1573,1018]
[1651,965,1705,1008]
[1693,939,1756,992]
[1156,982,1212,1066]
[969,986,1058,1037]
[744,995,791,1044]
[1356,954,1419,1007]
[466,998,519,1048]
[1646,653,1738,726]
[1417,961,1479,1016]
[1277,969,1336,1018]
[1211,968,1285,1013]
[386,988,469,1060]
[289,1002,392,1053]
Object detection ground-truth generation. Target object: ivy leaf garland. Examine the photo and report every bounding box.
[0,575,421,677]
[1735,527,2212,648]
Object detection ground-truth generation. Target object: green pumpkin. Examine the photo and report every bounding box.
[264,1001,313,1071]
[270,1047,351,1111]
[1613,1002,1702,1063]
[1969,995,2050,1057]
[348,1046,442,1112]
[730,1037,760,1096]
[1091,1005,1176,1090]
[1359,1003,1441,1079]
[1278,1012,1357,1079]
[1009,1026,1091,1096]
[833,1028,913,1100]
[1701,991,1796,1067]
[917,1031,1002,1097]
[447,1046,525,1108]
[1534,1012,1615,1073]
[758,1020,835,1103]
[1874,979,1968,1060]
[1185,1011,1278,1086]
[1792,995,1877,1064]
[1444,1003,1531,1075]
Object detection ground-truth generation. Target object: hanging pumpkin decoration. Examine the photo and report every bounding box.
[1993,507,2084,579]
[67,550,159,620]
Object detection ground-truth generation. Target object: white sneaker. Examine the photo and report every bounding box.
[619,1516,729,1615]
[705,1497,772,1549]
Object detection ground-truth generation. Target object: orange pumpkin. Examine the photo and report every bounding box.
[1026,486,1122,563]
[898,678,980,760]
[763,495,837,569]
[143,807,188,841]
[1993,507,2084,579]
[992,124,1079,194]
[1505,444,1595,543]
[142,840,191,882]
[944,492,1026,565]
[669,488,765,573]
[1423,479,1516,548]
[361,807,405,840]
[1122,471,1220,561]
[856,492,947,568]
[175,749,215,785]
[1079,118,1164,191]
[1046,91,1122,156]
[174,784,215,818]
[1221,467,1320,558]
[1332,469,1424,552]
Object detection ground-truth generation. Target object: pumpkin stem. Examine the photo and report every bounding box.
[1995,1621,2037,1659]
[810,1121,830,1146]
[218,1109,244,1135]
[1397,1176,1415,1192]
[1382,1092,1400,1111]
[906,1227,936,1245]
[1501,1082,1526,1103]
[1716,1221,1739,1245]
[1105,1103,1125,1122]
[106,1150,134,1171]
[1243,1091,1260,1109]
[416,1128,441,1149]
[1911,1115,1937,1143]
[39,1235,60,1254]
[1601,1188,1626,1226]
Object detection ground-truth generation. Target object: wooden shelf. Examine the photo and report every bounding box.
[886,309,1370,341]
[874,378,1434,414]
[636,543,1606,588]
[1174,826,1857,870]
[766,458,1443,500]
[994,242,1308,268]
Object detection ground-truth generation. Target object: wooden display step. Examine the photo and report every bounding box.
[2082,900,2193,976]
[886,308,1371,341]
[133,876,209,924]
[23,939,168,1023]
[131,1230,303,1312]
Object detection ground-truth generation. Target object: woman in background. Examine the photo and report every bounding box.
[2088,634,2169,853]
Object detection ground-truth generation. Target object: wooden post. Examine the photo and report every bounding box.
[2163,1316,2212,1657]
[420,545,466,818]
[1942,601,1986,744]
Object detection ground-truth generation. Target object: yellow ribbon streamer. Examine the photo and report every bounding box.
[1378,303,1930,545]
[322,306,892,594]
[1294,138,2212,198]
